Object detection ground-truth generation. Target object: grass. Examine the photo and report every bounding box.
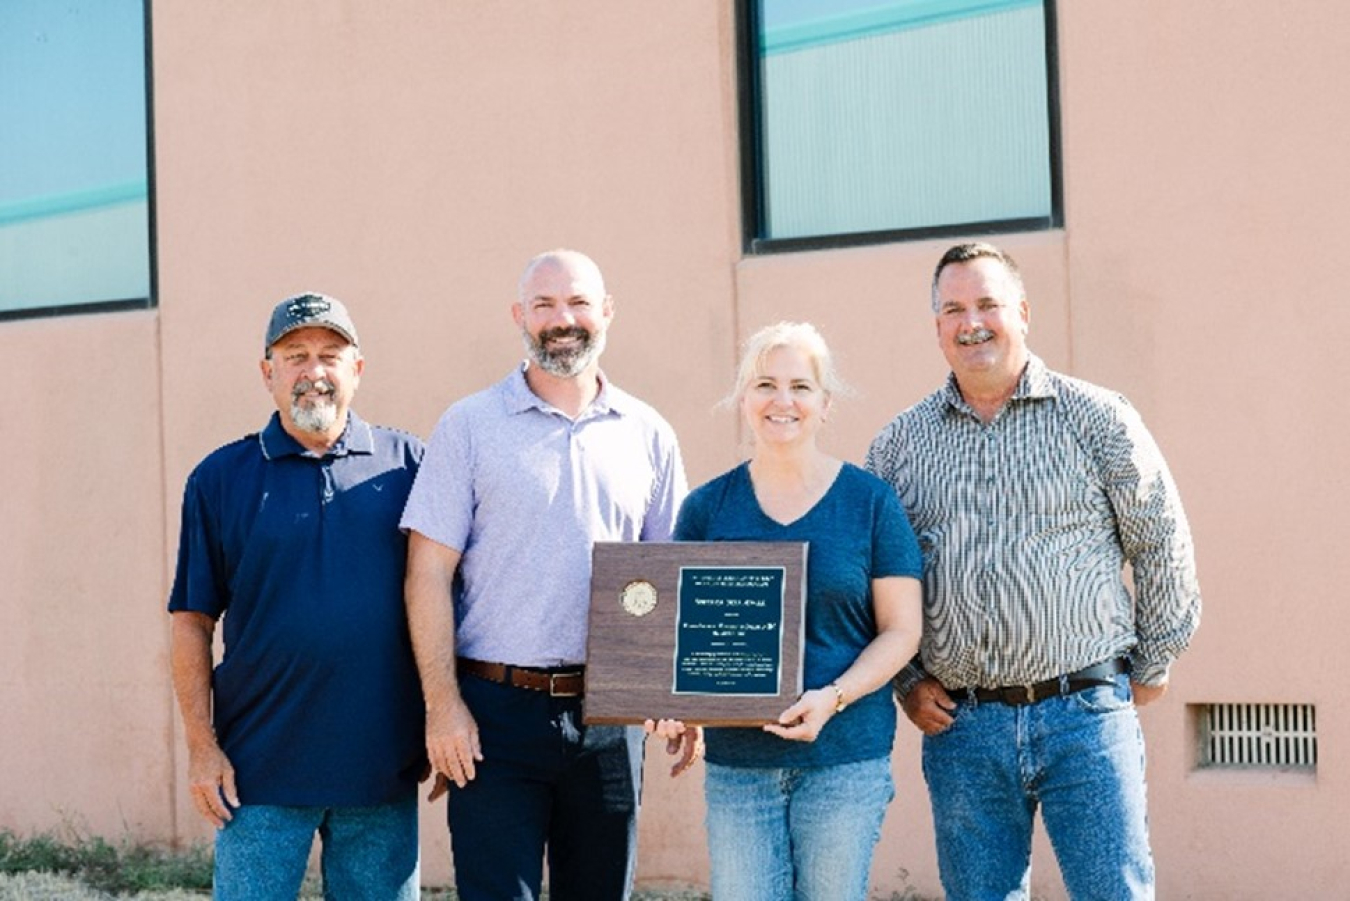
[0,828,710,899]
[0,827,956,899]
[0,829,212,896]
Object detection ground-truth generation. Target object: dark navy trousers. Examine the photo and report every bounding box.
[447,673,644,901]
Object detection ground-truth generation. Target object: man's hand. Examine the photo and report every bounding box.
[1131,680,1168,706]
[426,695,482,788]
[171,612,237,827]
[186,739,239,828]
[644,719,704,777]
[419,763,452,802]
[405,535,477,790]
[901,677,957,736]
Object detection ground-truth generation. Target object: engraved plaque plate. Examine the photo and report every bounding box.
[584,541,807,726]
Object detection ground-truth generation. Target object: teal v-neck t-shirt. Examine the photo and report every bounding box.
[674,461,922,768]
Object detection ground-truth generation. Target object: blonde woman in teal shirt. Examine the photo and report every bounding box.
[656,322,922,901]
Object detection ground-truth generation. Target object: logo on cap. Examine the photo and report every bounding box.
[287,295,331,321]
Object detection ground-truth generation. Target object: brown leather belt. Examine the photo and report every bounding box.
[963,658,1129,706]
[457,657,585,697]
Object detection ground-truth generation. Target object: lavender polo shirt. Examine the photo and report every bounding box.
[401,365,686,667]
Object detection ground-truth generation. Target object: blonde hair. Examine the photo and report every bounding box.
[725,321,848,407]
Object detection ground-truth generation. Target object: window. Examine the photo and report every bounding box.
[741,0,1061,252]
[0,1,154,321]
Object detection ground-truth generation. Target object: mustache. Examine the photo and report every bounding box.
[539,326,590,343]
[293,378,336,398]
[956,328,995,346]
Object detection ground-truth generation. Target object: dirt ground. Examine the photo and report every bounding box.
[0,872,710,901]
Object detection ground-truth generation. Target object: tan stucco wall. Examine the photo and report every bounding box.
[0,310,172,837]
[3,1,1347,896]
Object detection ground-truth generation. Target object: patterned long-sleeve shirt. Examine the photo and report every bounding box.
[866,355,1200,690]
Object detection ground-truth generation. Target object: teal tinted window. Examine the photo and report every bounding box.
[1,1,152,318]
[748,0,1058,247]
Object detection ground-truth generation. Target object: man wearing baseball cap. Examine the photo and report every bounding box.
[168,293,428,898]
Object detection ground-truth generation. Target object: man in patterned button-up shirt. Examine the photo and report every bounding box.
[867,242,1200,900]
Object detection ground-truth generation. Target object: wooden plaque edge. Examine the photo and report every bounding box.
[583,541,807,726]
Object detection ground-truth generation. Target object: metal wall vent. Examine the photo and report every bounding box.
[1196,703,1317,771]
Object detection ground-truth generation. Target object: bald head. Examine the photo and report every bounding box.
[517,249,607,303]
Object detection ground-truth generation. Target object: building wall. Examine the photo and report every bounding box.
[2,1,1346,897]
[0,310,171,837]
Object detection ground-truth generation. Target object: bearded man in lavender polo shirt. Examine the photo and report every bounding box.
[401,250,693,901]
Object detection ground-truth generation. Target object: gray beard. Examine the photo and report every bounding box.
[291,399,338,433]
[523,327,606,378]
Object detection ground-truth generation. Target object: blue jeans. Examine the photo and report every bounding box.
[923,674,1154,901]
[213,797,418,900]
[446,675,643,901]
[704,755,893,901]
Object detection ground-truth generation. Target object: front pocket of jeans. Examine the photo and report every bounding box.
[1069,678,1133,714]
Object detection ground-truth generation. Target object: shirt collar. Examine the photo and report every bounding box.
[942,353,1056,415]
[1014,354,1056,401]
[505,362,627,418]
[258,409,373,460]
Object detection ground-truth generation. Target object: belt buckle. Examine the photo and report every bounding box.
[549,672,581,698]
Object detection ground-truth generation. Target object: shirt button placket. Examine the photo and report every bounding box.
[978,425,998,628]
[982,426,998,535]
[320,462,336,505]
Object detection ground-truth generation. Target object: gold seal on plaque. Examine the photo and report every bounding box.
[620,579,658,617]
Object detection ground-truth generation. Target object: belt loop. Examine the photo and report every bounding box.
[965,687,979,708]
[1059,673,1070,695]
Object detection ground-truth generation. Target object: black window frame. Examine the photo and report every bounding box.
[0,1,158,324]
[737,0,1064,256]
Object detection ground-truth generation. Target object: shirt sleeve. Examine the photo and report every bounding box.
[892,657,930,700]
[166,470,227,618]
[1097,398,1202,684]
[399,405,474,552]
[864,423,897,487]
[870,480,923,581]
[640,423,688,542]
[672,484,710,542]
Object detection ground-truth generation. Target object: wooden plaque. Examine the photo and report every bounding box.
[583,541,807,726]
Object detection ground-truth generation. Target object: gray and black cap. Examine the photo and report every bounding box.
[264,293,359,352]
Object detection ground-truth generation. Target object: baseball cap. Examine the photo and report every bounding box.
[264,293,359,352]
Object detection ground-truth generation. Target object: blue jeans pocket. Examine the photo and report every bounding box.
[1070,674,1133,713]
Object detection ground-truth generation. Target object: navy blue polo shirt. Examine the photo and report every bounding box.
[168,411,426,806]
